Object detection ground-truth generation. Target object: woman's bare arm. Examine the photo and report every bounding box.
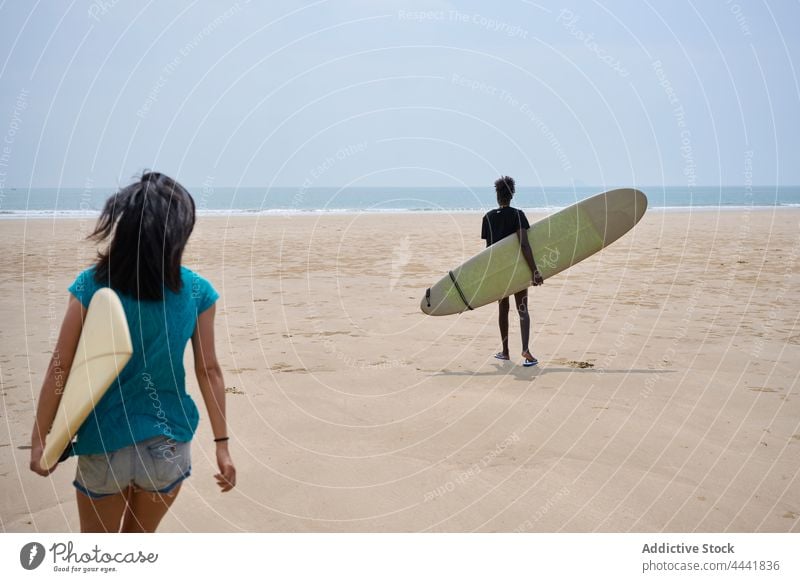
[191,304,236,492]
[30,296,85,475]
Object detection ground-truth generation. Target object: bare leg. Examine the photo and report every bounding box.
[514,289,531,356]
[498,297,510,358]
[120,483,182,533]
[76,488,129,533]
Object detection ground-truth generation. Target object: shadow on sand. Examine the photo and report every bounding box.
[432,364,676,381]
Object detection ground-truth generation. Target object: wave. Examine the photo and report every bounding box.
[2,204,799,219]
[0,209,101,219]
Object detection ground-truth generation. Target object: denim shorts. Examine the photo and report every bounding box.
[73,435,191,499]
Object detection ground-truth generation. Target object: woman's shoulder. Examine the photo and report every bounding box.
[71,265,101,287]
[68,265,103,307]
[181,267,219,311]
[77,264,98,278]
[180,266,218,292]
[180,266,212,283]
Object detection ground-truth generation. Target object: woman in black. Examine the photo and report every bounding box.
[481,176,543,366]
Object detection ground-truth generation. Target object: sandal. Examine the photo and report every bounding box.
[522,353,538,367]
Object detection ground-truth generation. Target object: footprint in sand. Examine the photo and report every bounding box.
[224,386,245,395]
[556,359,594,369]
[551,358,595,368]
[270,362,307,373]
[570,360,594,368]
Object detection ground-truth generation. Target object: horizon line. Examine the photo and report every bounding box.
[4,184,798,190]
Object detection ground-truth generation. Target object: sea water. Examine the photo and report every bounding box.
[1,185,798,218]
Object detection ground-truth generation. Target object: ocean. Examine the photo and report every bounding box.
[0,185,798,218]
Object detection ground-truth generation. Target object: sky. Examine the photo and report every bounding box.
[0,0,798,189]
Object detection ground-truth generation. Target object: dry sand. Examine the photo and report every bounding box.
[1,209,798,532]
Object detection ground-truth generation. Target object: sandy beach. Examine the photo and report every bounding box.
[1,209,798,532]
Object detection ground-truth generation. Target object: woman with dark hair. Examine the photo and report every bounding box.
[481,176,544,366]
[29,172,236,532]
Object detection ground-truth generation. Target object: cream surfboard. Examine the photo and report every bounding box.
[41,287,133,470]
[421,188,647,316]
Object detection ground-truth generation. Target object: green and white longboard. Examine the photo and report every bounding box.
[420,188,647,316]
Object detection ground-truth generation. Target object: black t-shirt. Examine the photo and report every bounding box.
[481,206,530,246]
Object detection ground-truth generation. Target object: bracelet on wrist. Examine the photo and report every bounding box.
[214,436,230,443]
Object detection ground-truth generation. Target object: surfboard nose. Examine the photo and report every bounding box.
[420,288,433,315]
[632,188,648,222]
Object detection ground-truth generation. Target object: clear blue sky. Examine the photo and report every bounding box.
[0,0,798,188]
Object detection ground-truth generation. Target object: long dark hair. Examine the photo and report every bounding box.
[89,172,196,301]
